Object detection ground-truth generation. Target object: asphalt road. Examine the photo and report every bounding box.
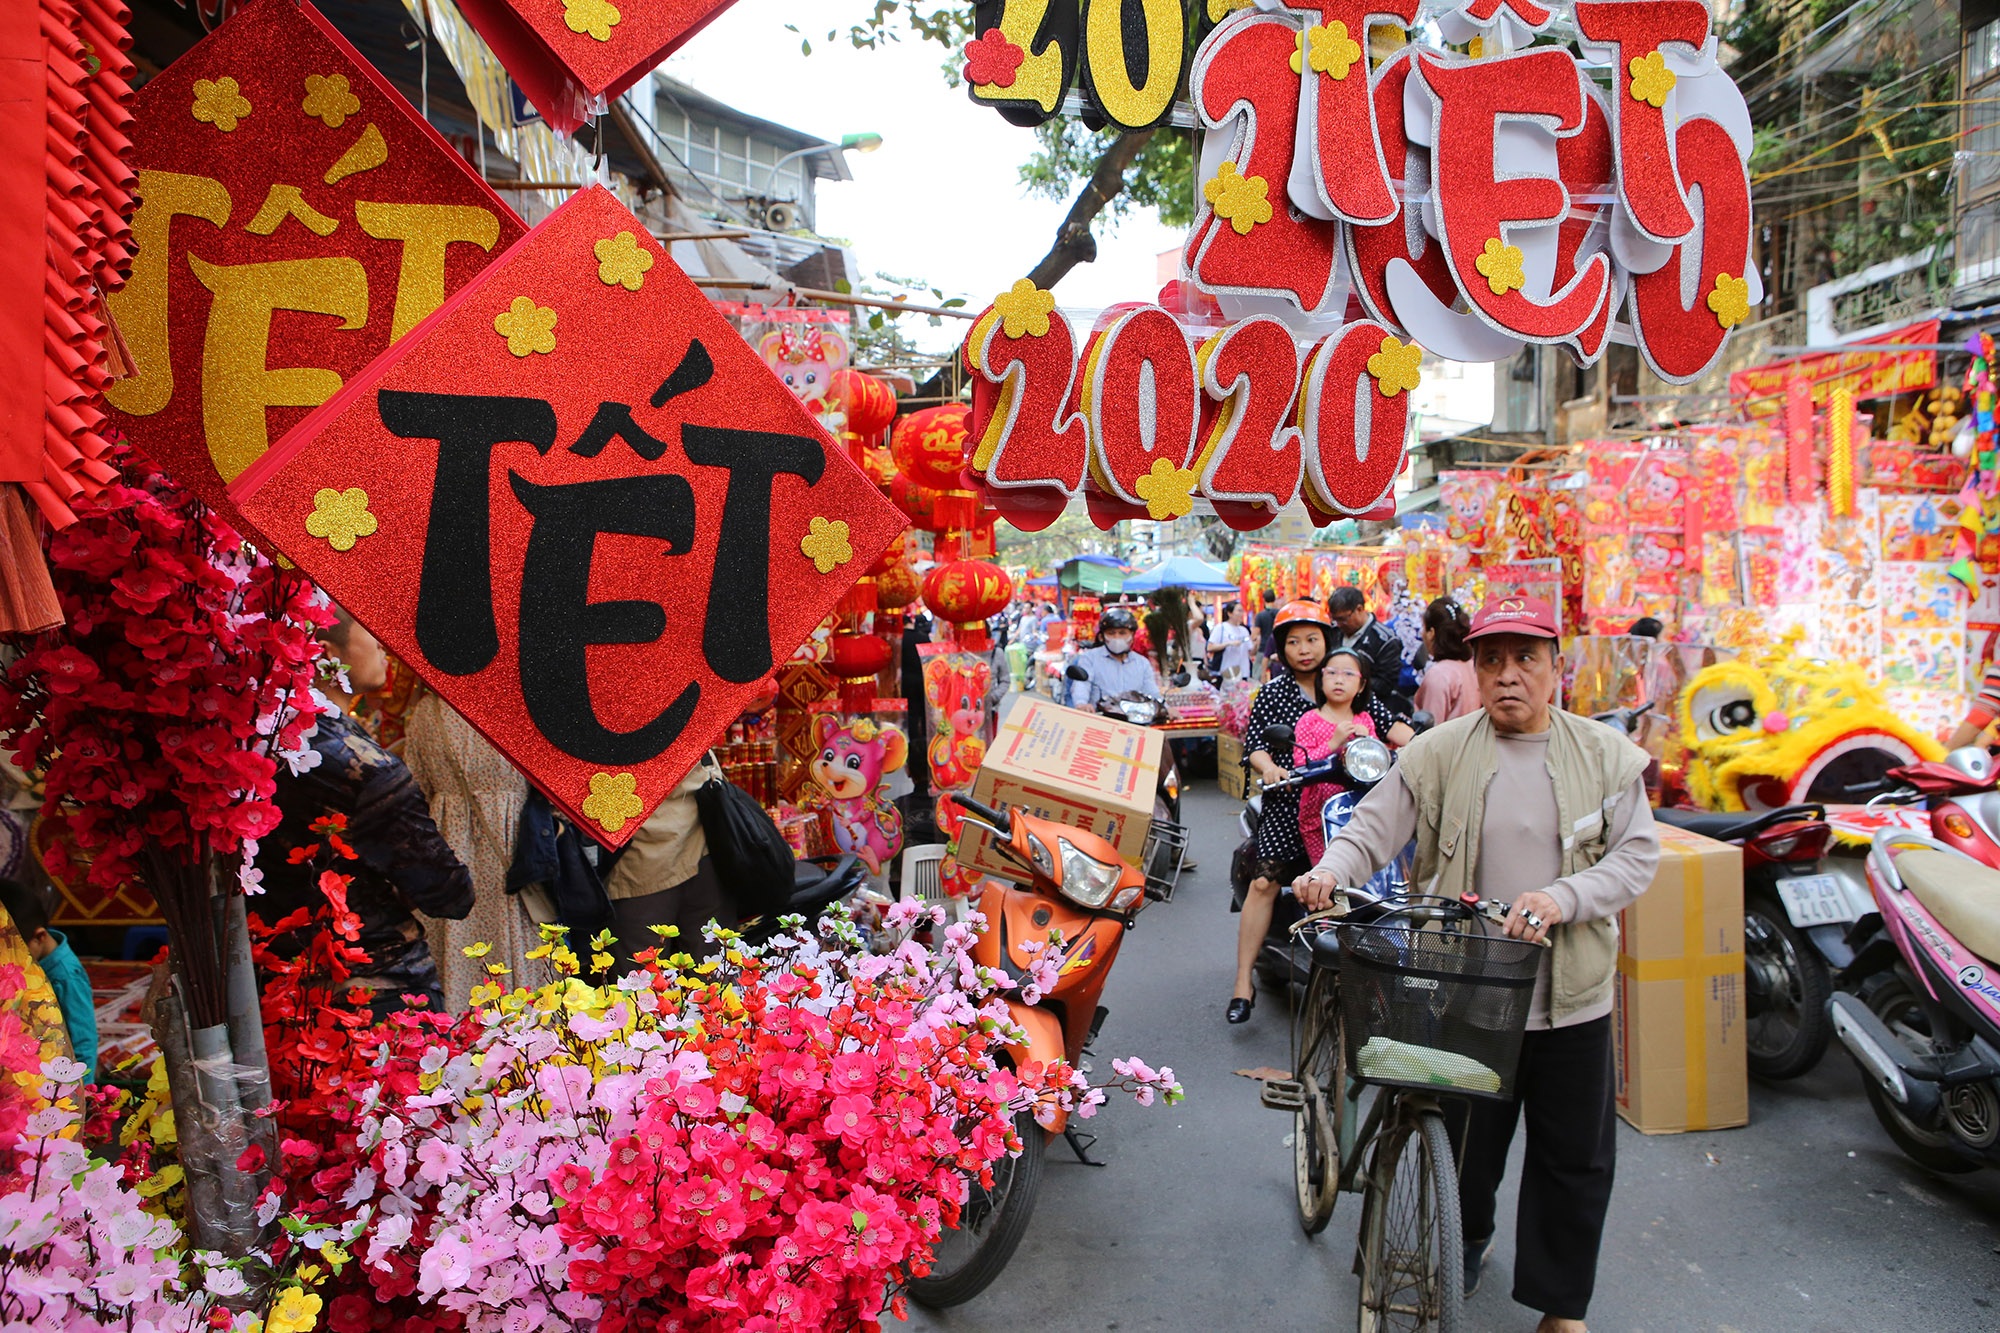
[894,782,2000,1333]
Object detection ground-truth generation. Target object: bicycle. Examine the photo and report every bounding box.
[1263,894,1546,1332]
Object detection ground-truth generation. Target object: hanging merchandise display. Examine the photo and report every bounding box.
[450,0,738,134]
[722,303,853,439]
[919,643,993,797]
[227,187,905,847]
[924,557,1013,649]
[101,0,528,536]
[960,0,1760,532]
[802,712,906,876]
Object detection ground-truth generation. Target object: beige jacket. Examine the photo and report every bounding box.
[604,754,722,901]
[1392,710,1652,1024]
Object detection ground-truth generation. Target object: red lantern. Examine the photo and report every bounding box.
[833,368,899,444]
[869,530,910,577]
[891,473,946,533]
[923,559,1014,650]
[892,405,972,492]
[860,445,896,489]
[828,631,893,711]
[877,560,921,612]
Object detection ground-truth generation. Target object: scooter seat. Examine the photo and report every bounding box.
[1654,805,1819,842]
[1897,848,2000,965]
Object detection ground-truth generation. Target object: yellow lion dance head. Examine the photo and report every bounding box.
[1679,640,1942,811]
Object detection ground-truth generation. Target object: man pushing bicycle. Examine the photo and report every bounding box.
[1296,596,1659,1333]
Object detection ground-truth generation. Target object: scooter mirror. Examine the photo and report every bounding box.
[1170,670,1191,688]
[1065,663,1091,681]
[1262,723,1295,752]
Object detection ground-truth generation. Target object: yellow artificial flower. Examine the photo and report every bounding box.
[1707,272,1751,329]
[494,295,558,356]
[593,230,654,291]
[301,73,361,128]
[1202,162,1272,236]
[1628,51,1676,108]
[1305,21,1363,79]
[462,941,492,959]
[992,279,1057,339]
[1474,237,1525,295]
[581,771,643,833]
[191,76,251,132]
[800,516,854,573]
[266,1288,323,1333]
[563,0,621,41]
[1132,458,1198,521]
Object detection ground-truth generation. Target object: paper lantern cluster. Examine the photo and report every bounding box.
[961,0,1757,533]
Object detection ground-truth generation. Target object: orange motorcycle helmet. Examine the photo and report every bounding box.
[1271,599,1333,673]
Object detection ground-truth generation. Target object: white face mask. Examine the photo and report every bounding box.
[1104,634,1134,656]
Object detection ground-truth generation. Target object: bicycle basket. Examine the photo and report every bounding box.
[1335,897,1543,1101]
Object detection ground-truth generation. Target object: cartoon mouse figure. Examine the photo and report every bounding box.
[923,654,991,794]
[759,324,849,435]
[807,714,906,876]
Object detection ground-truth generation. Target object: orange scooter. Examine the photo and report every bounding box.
[908,793,1163,1308]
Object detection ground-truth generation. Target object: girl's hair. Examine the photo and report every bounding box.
[1313,647,1374,711]
[1424,597,1471,661]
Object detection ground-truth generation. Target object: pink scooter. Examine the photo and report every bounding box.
[1830,829,2000,1173]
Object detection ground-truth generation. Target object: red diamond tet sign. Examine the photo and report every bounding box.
[453,0,739,133]
[229,186,905,847]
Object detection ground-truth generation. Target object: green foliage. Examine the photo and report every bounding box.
[995,512,1130,570]
[1021,121,1198,229]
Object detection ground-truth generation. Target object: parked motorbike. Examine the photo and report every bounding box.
[1830,829,2000,1173]
[1064,663,1189,897]
[1231,722,1412,991]
[736,852,874,946]
[908,793,1162,1308]
[1654,803,1840,1078]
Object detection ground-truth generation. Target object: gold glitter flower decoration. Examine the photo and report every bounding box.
[494,296,557,356]
[594,231,654,291]
[1134,458,1198,521]
[1628,51,1676,108]
[301,73,361,128]
[582,772,644,834]
[801,516,855,574]
[562,0,622,42]
[303,487,377,551]
[191,76,251,133]
[993,278,1057,340]
[1203,161,1272,236]
[1305,21,1363,79]
[1366,336,1423,397]
[1707,272,1751,329]
[1207,0,1253,18]
[1474,237,1525,296]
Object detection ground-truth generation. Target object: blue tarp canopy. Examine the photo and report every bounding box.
[1026,574,1059,588]
[1122,556,1237,593]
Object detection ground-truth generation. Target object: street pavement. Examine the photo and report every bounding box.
[895,782,2000,1332]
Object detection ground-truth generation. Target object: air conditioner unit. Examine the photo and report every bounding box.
[762,200,799,232]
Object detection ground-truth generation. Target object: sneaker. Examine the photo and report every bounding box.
[1463,1237,1494,1297]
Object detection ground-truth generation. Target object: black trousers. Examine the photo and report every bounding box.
[1445,1015,1617,1321]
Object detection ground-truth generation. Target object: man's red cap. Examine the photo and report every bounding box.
[1466,595,1559,640]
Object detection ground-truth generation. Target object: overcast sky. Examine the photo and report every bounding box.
[660,0,1184,353]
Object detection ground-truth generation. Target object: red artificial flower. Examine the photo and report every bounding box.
[962,30,1025,88]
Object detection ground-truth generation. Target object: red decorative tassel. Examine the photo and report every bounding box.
[1785,377,1815,503]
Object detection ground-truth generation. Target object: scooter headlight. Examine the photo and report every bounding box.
[1056,837,1125,909]
[1343,738,1392,785]
[1117,700,1154,725]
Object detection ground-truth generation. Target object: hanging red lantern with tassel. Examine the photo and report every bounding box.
[834,368,899,453]
[891,473,946,533]
[923,558,1013,650]
[828,630,893,711]
[869,530,909,577]
[891,405,972,492]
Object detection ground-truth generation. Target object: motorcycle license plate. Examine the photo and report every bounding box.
[1774,874,1855,927]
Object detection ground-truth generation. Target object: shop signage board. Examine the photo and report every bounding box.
[101,0,528,537]
[1728,319,1942,419]
[228,187,906,847]
[961,0,1763,533]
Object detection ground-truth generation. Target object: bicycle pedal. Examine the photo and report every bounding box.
[1260,1078,1306,1112]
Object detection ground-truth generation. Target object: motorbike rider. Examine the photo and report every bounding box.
[1068,605,1159,710]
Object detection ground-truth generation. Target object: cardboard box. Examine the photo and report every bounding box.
[1216,730,1261,801]
[957,696,1163,878]
[1614,825,1748,1134]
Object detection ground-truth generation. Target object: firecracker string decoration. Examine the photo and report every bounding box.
[1785,376,1815,504]
[1827,386,1856,518]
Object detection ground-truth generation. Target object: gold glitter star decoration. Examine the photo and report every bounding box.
[1628,51,1676,108]
[303,487,378,551]
[562,0,622,43]
[1366,336,1424,397]
[301,73,361,128]
[494,296,558,356]
[582,772,644,834]
[1305,22,1363,79]
[1203,162,1273,236]
[993,279,1057,339]
[1134,458,1198,521]
[1707,272,1751,329]
[593,231,654,291]
[800,516,855,574]
[1474,237,1526,296]
[191,76,251,132]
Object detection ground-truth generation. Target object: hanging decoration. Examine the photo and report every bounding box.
[450,0,740,134]
[919,644,993,797]
[923,557,1013,650]
[99,0,527,537]
[1827,385,1856,519]
[803,712,906,876]
[831,367,898,448]
[226,187,905,847]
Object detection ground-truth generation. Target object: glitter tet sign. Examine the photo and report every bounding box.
[229,187,906,848]
[103,0,526,532]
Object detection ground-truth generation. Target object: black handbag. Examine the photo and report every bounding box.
[694,776,795,918]
[507,789,613,943]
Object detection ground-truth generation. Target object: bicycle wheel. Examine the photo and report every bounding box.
[1292,967,1344,1235]
[1356,1106,1463,1333]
